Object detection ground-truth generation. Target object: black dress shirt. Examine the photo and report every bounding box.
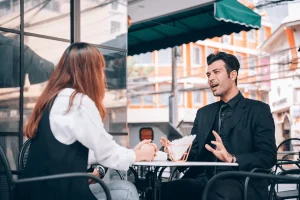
[213,92,242,172]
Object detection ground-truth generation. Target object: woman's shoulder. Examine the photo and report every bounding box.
[57,88,96,108]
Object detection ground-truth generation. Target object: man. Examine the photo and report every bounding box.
[160,52,277,200]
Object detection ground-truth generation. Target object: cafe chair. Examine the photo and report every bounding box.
[0,145,112,200]
[18,139,124,180]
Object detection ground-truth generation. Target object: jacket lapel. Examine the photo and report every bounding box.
[228,95,247,131]
[198,102,219,150]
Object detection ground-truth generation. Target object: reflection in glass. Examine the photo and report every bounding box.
[0,0,20,30]
[81,0,127,49]
[23,36,69,126]
[99,48,126,90]
[24,0,70,39]
[103,89,128,147]
[0,32,20,132]
[0,136,19,170]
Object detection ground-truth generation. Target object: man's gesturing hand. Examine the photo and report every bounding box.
[205,130,234,163]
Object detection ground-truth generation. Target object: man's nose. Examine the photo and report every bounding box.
[208,74,215,82]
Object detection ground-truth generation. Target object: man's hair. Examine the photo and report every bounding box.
[206,51,240,85]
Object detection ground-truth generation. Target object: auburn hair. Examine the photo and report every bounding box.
[25,42,107,138]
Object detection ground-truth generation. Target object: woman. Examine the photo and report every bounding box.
[19,42,156,200]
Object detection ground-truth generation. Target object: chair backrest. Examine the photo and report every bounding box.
[18,139,31,170]
[277,138,300,172]
[0,145,14,200]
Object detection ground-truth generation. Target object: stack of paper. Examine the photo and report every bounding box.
[168,135,196,161]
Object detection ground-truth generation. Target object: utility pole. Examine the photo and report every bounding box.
[169,46,179,126]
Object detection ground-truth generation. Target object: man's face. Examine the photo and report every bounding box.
[206,60,235,97]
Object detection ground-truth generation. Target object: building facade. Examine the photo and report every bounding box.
[0,0,128,169]
[260,17,300,149]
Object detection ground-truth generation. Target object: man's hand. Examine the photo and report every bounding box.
[205,130,234,163]
[88,168,100,184]
[160,136,170,153]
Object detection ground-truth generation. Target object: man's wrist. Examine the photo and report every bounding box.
[226,154,232,163]
[226,154,236,163]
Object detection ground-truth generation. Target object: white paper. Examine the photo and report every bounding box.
[167,135,196,161]
[153,151,168,161]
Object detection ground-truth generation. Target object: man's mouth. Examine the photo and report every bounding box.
[210,84,219,89]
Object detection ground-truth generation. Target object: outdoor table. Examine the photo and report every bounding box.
[130,161,238,200]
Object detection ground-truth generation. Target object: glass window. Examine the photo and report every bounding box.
[111,21,121,34]
[193,90,202,105]
[247,30,256,42]
[248,57,257,75]
[0,135,19,170]
[130,96,141,104]
[177,92,184,106]
[81,0,127,49]
[235,53,244,73]
[143,86,153,105]
[23,36,70,126]
[192,46,201,65]
[259,27,266,44]
[100,48,126,90]
[111,1,118,10]
[159,84,170,106]
[158,48,171,65]
[221,35,231,44]
[249,91,257,100]
[207,47,216,57]
[261,92,269,104]
[206,89,216,104]
[24,0,70,39]
[235,32,243,39]
[132,52,152,65]
[0,31,20,132]
[0,0,20,30]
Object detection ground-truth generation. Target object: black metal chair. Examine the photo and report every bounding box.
[269,168,300,200]
[169,167,272,200]
[0,145,112,200]
[18,139,125,180]
[276,138,300,172]
[202,171,300,200]
[18,139,31,171]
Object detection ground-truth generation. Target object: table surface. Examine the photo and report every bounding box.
[133,161,238,167]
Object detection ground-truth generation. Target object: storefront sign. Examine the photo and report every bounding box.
[272,98,287,107]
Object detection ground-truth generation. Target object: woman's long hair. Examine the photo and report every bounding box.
[25,42,107,138]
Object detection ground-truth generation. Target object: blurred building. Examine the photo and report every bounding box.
[127,20,272,135]
[260,14,300,149]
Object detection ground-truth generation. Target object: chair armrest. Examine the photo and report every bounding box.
[0,170,22,176]
[277,169,300,176]
[202,171,300,200]
[90,164,124,180]
[14,172,112,200]
[244,168,273,200]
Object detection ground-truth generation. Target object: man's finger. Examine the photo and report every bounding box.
[212,130,222,142]
[205,144,216,153]
[211,141,223,149]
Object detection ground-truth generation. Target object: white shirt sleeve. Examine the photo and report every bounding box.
[50,89,136,171]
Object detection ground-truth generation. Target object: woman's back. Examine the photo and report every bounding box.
[18,97,96,200]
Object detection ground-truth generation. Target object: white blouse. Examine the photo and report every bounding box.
[49,88,136,171]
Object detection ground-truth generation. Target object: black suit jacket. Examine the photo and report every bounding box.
[183,95,277,199]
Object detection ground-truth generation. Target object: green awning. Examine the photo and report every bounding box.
[128,0,261,56]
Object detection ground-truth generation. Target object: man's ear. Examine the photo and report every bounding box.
[230,70,238,81]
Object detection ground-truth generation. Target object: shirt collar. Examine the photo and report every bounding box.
[220,91,242,109]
